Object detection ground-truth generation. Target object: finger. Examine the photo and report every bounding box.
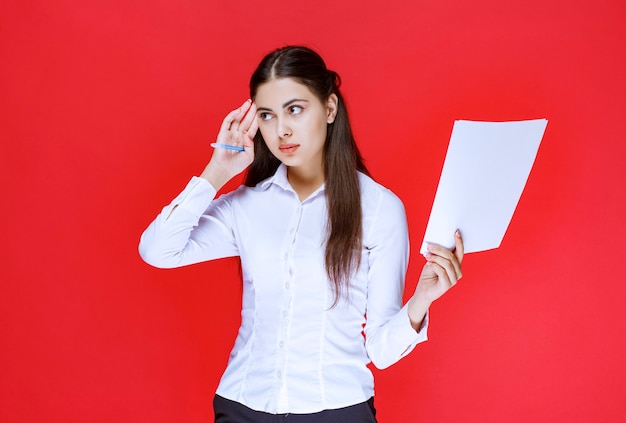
[242,121,257,151]
[425,253,459,286]
[238,102,257,134]
[219,100,249,133]
[246,115,259,144]
[233,99,254,132]
[454,229,464,266]
[427,243,462,281]
[427,262,452,290]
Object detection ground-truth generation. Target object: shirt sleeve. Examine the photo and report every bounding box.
[363,188,429,369]
[138,176,239,268]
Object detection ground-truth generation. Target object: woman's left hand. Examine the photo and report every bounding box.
[417,230,464,303]
[408,230,464,329]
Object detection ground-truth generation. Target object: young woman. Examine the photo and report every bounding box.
[139,46,463,422]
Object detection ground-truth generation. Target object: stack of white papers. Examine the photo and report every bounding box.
[420,119,548,254]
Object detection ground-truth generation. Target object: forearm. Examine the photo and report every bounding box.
[365,303,429,369]
[407,293,432,331]
[199,160,236,192]
[138,177,229,268]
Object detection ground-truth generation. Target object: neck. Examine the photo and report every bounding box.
[287,165,324,202]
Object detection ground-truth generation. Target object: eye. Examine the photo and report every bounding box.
[258,112,273,121]
[288,105,303,115]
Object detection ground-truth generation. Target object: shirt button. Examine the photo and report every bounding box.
[282,311,288,318]
[283,253,288,260]
[285,282,290,289]
[277,370,282,378]
[279,341,284,348]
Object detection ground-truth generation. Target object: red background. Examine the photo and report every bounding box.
[2,0,625,422]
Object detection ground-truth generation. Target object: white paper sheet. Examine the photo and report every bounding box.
[420,119,548,254]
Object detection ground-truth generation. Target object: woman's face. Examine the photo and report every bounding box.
[254,78,337,176]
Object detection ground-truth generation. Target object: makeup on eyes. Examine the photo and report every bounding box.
[257,99,309,113]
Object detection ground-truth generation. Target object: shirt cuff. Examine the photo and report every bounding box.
[168,176,218,219]
[392,304,429,357]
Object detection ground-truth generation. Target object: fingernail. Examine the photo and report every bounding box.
[455,230,461,237]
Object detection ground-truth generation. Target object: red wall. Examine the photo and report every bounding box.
[2,1,625,422]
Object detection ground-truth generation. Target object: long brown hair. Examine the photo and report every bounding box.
[245,46,369,306]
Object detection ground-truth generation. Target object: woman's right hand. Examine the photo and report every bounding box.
[200,99,259,190]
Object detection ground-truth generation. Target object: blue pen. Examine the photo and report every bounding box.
[211,143,245,152]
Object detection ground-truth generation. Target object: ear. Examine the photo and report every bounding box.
[326,93,338,124]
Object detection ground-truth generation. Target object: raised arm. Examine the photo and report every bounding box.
[138,100,259,268]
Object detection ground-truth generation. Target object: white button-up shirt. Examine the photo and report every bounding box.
[139,164,428,414]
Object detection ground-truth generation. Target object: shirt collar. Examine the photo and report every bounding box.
[258,164,326,201]
[257,163,288,190]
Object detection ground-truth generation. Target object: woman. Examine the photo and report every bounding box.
[139,46,463,422]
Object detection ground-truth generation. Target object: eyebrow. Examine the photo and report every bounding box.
[256,98,309,112]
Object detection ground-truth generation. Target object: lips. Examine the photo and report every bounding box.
[279,143,299,154]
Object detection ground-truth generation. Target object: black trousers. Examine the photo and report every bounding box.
[213,395,378,423]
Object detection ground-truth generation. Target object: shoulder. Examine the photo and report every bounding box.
[358,172,408,248]
[358,172,406,217]
[215,173,280,209]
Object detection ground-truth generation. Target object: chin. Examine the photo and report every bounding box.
[279,157,302,167]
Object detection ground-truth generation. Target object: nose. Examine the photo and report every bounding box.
[276,118,292,138]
